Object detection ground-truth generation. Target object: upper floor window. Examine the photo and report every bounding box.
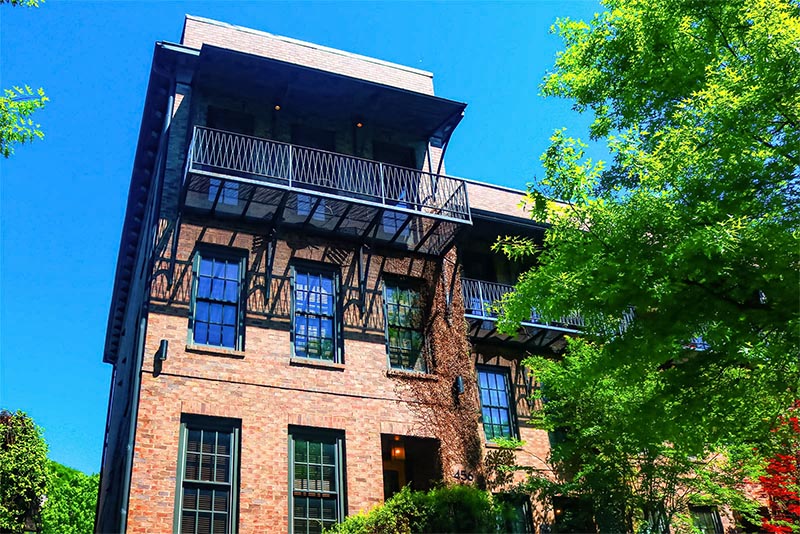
[384,280,425,372]
[209,180,239,206]
[176,416,240,534]
[205,107,254,207]
[477,366,516,441]
[191,249,245,349]
[293,267,339,362]
[289,428,346,533]
[374,142,417,237]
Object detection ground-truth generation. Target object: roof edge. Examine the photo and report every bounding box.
[183,14,435,79]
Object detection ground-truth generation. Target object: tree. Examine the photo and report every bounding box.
[520,342,763,532]
[494,0,799,529]
[0,0,47,158]
[40,461,99,534]
[0,410,48,533]
[760,406,800,534]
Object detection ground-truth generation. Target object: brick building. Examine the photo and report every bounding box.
[96,15,649,534]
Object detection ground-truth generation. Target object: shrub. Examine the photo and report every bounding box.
[326,484,513,534]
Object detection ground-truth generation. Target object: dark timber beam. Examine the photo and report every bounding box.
[301,196,325,227]
[414,219,443,253]
[387,214,413,245]
[239,184,257,220]
[331,202,355,233]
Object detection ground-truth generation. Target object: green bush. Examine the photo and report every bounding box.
[326,484,514,534]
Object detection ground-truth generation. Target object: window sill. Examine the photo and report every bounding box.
[484,441,523,450]
[185,344,246,359]
[290,357,345,371]
[386,369,438,381]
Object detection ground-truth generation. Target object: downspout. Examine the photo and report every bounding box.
[118,64,175,534]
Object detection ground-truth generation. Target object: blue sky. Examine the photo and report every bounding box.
[1,0,602,474]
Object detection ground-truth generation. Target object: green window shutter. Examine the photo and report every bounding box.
[174,417,240,534]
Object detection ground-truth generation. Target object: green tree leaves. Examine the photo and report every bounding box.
[41,461,99,534]
[1,0,48,158]
[498,0,800,529]
[0,410,48,533]
[0,411,98,533]
[0,86,48,158]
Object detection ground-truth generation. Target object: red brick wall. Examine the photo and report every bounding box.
[125,222,488,533]
[181,16,435,95]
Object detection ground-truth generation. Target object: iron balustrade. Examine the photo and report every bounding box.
[185,126,471,223]
[461,278,585,329]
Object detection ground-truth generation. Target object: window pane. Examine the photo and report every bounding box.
[210,303,223,324]
[198,277,212,299]
[478,369,515,440]
[295,440,308,462]
[211,278,225,300]
[222,305,236,326]
[292,434,342,533]
[180,425,236,534]
[215,455,230,483]
[212,261,225,278]
[294,270,337,361]
[309,441,322,463]
[221,327,236,348]
[194,322,209,345]
[184,487,198,509]
[224,262,239,280]
[213,490,229,512]
[181,512,196,534]
[223,281,238,302]
[207,324,222,346]
[193,255,242,349]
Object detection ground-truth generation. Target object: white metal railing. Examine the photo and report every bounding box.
[461,278,585,329]
[186,126,471,222]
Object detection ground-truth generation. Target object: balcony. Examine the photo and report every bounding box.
[461,278,583,349]
[181,126,471,255]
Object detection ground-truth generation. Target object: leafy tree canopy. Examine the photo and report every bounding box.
[0,0,47,158]
[41,461,99,534]
[497,0,799,453]
[0,410,48,533]
[494,0,799,528]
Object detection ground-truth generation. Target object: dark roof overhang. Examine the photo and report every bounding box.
[193,44,467,145]
[103,42,198,364]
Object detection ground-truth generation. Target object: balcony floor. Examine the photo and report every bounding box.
[184,172,464,255]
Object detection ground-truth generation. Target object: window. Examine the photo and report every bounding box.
[477,366,516,440]
[496,494,533,534]
[297,194,326,222]
[289,428,346,534]
[208,180,239,206]
[205,107,253,207]
[381,198,410,237]
[373,142,417,239]
[384,281,425,372]
[689,506,723,534]
[191,250,245,349]
[175,416,239,534]
[292,267,339,362]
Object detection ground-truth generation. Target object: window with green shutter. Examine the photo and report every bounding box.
[383,280,425,372]
[289,428,346,534]
[292,266,340,362]
[190,248,246,350]
[477,366,517,441]
[175,416,240,534]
